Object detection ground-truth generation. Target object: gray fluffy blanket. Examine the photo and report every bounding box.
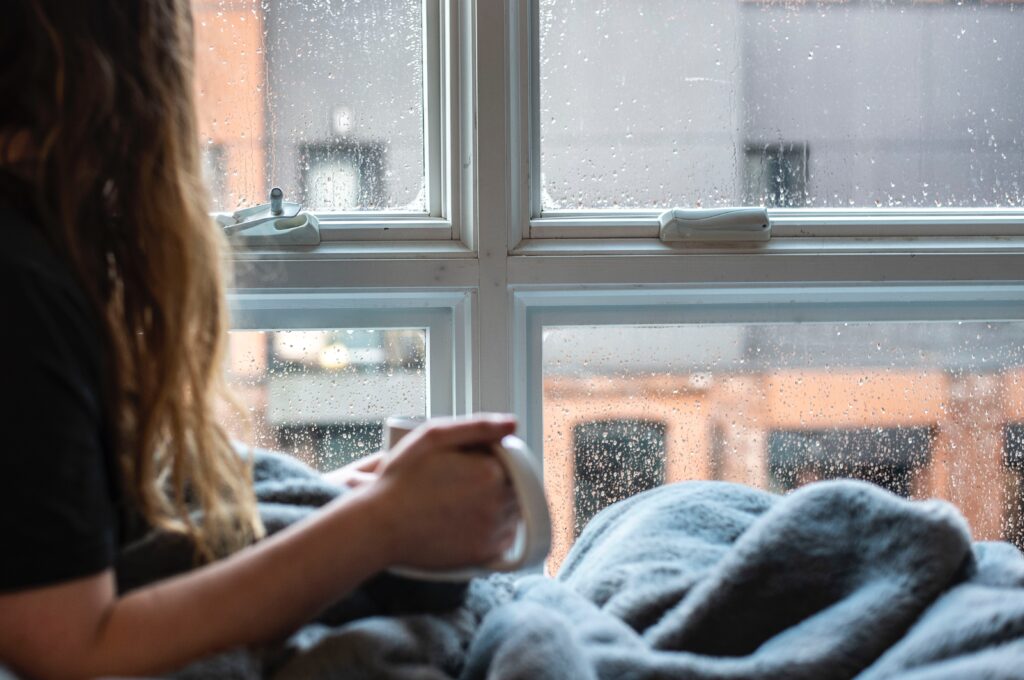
[59,451,1024,678]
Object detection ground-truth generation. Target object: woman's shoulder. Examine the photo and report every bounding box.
[0,197,85,298]
[0,196,103,347]
[0,195,121,594]
[0,194,107,428]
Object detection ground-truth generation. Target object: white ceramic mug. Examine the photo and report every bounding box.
[383,416,552,582]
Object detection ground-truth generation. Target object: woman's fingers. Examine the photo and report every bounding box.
[321,451,385,488]
[343,471,378,489]
[372,414,526,570]
[413,415,517,452]
[494,521,518,554]
[503,495,520,521]
[352,451,385,473]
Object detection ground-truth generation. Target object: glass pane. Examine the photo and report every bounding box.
[195,0,425,213]
[542,322,1024,569]
[538,1,1024,210]
[223,329,427,471]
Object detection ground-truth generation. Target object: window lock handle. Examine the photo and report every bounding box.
[659,208,771,243]
[216,187,320,246]
[269,187,285,216]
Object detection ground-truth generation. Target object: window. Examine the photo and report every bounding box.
[529,295,1024,567]
[224,329,426,471]
[211,2,1024,574]
[225,291,471,468]
[530,0,1024,238]
[1004,424,1024,550]
[259,0,425,214]
[744,143,809,208]
[201,142,229,211]
[195,0,454,238]
[300,141,388,212]
[767,427,933,497]
[537,0,1024,210]
[572,419,666,537]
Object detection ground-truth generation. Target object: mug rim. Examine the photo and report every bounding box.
[385,415,427,432]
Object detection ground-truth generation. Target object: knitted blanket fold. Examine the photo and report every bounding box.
[20,449,1018,680]
[477,480,1023,680]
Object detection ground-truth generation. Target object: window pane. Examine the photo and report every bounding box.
[538,1,1024,210]
[223,329,427,471]
[543,322,1024,568]
[195,0,425,213]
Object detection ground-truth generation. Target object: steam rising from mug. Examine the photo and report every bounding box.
[384,416,552,582]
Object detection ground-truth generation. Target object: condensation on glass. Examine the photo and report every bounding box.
[223,329,427,471]
[542,322,1024,568]
[538,1,1024,210]
[194,0,425,213]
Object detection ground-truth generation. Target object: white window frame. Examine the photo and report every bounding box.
[271,0,461,243]
[231,0,1024,463]
[512,284,1024,455]
[515,0,1024,245]
[229,290,473,417]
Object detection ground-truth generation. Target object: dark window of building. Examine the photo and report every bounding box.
[709,423,727,481]
[767,427,934,497]
[744,142,809,208]
[276,422,384,472]
[572,419,666,537]
[1003,424,1024,550]
[299,140,387,211]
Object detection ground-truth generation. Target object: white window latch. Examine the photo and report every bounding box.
[659,207,770,243]
[216,187,321,246]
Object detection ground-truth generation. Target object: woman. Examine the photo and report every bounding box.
[0,2,518,678]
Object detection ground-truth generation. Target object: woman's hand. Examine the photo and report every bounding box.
[367,415,521,571]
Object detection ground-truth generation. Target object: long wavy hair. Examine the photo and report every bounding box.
[0,0,263,559]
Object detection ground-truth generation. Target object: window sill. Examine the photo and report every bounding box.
[230,242,479,290]
[513,235,1024,257]
[317,217,454,241]
[507,237,1024,287]
[231,240,475,261]
[530,209,1024,240]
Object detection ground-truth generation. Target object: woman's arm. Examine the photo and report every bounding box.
[0,417,518,680]
[0,487,393,678]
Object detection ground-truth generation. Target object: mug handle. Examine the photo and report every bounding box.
[388,435,552,582]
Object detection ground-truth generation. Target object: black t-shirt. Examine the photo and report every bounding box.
[0,189,123,592]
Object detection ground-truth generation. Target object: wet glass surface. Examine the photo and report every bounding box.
[539,0,1024,210]
[223,329,426,471]
[195,0,425,213]
[543,321,1024,566]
